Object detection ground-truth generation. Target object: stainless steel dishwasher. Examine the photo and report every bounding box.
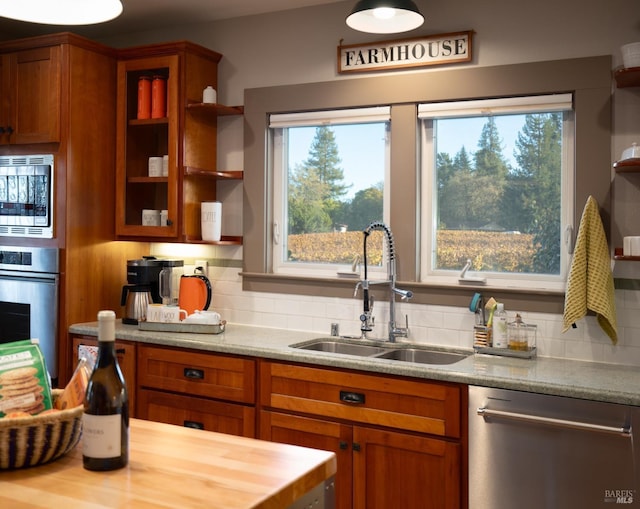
[469,385,639,508]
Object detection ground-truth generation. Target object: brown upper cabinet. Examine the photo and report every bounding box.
[0,46,61,145]
[115,41,243,243]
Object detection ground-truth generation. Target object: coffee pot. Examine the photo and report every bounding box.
[158,259,185,306]
[121,284,153,325]
[179,268,212,316]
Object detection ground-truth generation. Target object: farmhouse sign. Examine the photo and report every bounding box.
[338,30,473,74]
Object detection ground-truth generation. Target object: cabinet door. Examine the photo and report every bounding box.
[3,46,61,145]
[116,55,179,238]
[353,427,461,509]
[71,335,136,415]
[138,388,255,437]
[260,410,352,509]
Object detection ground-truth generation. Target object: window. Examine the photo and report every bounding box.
[269,107,390,277]
[419,94,575,290]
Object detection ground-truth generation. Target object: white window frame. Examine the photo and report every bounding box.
[418,94,575,291]
[269,107,391,278]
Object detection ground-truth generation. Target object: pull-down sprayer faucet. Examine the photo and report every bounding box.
[356,221,412,342]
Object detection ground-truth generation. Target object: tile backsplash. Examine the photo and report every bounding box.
[150,244,640,368]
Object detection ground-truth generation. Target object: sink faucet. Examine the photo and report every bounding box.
[355,221,412,342]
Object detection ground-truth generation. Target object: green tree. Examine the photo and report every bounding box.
[287,126,349,233]
[473,117,510,228]
[438,147,473,229]
[345,183,383,231]
[513,113,562,273]
[288,163,332,234]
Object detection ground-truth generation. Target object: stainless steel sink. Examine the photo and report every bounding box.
[375,348,470,365]
[290,339,471,365]
[292,339,388,356]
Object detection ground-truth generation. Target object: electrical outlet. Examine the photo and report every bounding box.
[195,260,208,272]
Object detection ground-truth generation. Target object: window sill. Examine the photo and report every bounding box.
[240,272,565,314]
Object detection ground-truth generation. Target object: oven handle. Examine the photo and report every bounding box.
[477,407,632,437]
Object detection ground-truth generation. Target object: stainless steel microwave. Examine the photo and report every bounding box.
[0,154,54,239]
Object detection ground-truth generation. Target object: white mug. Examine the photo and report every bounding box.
[148,156,163,177]
[142,209,161,226]
[201,201,222,241]
[147,304,187,323]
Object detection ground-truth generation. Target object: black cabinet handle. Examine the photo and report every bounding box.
[116,348,126,355]
[339,441,348,450]
[5,126,13,135]
[184,420,204,430]
[183,367,204,380]
[353,442,361,452]
[340,390,365,405]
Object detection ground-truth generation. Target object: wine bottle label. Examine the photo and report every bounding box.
[83,414,122,458]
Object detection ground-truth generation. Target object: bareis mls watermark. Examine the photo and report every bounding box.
[338,31,473,74]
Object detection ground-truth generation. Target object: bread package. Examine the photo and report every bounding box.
[0,339,53,418]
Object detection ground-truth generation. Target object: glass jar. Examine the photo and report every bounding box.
[507,313,536,351]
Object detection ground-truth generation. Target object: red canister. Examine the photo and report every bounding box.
[137,76,151,119]
[151,75,167,119]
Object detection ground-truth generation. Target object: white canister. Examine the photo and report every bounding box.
[201,201,222,241]
[162,155,169,176]
[148,156,163,177]
[203,86,217,104]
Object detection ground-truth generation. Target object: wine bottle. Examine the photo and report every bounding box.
[83,310,129,471]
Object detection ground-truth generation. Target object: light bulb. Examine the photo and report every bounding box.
[373,7,395,20]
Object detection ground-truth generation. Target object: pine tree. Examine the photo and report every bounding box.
[472,117,510,228]
[513,113,562,273]
[287,126,349,233]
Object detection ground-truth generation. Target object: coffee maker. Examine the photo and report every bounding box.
[121,257,183,324]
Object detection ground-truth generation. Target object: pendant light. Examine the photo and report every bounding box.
[346,0,424,34]
[0,0,123,25]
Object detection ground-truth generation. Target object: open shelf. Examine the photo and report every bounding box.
[613,158,640,173]
[614,66,640,88]
[184,166,243,179]
[183,235,243,245]
[186,102,244,116]
[614,247,640,260]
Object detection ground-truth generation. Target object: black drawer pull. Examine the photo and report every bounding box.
[340,390,365,405]
[116,348,126,355]
[184,420,204,430]
[183,367,204,380]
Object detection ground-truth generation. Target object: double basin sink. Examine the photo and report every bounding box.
[290,338,471,366]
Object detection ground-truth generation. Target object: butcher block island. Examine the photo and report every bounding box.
[1,418,337,509]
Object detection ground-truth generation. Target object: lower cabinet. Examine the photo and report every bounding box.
[259,360,466,509]
[71,334,137,415]
[137,344,256,437]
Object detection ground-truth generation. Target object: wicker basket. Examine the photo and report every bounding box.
[0,389,83,470]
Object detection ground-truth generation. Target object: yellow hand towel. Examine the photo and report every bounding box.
[562,196,617,343]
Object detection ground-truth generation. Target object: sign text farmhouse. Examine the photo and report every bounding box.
[338,31,473,74]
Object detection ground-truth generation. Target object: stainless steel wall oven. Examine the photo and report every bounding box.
[0,154,54,239]
[0,246,59,382]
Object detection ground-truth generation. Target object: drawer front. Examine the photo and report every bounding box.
[138,388,255,437]
[260,361,461,438]
[138,345,256,404]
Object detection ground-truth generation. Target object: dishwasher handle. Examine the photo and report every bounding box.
[477,407,632,437]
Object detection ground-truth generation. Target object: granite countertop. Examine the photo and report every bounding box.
[69,321,640,407]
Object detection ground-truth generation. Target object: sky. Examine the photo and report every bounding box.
[287,115,527,200]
